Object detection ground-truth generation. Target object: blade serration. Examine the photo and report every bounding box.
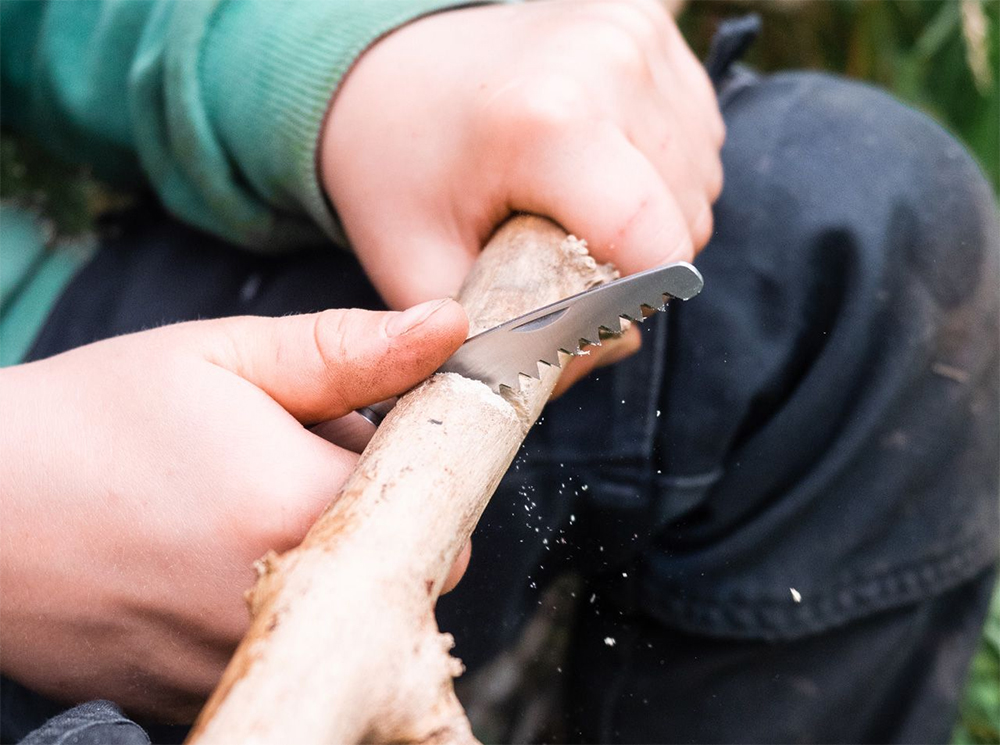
[497,302,672,392]
[439,262,704,393]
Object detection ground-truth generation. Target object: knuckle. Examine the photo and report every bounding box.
[713,112,727,149]
[695,81,727,147]
[305,309,356,413]
[311,309,353,371]
[675,230,697,263]
[197,317,247,372]
[589,22,649,74]
[691,200,715,249]
[498,73,589,135]
[590,0,664,37]
[622,0,671,23]
[706,156,725,203]
[610,186,657,249]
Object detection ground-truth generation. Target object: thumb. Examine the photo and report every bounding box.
[200,299,468,423]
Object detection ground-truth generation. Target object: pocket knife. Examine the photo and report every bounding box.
[355,261,703,427]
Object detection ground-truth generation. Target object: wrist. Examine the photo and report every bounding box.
[0,364,51,680]
[198,0,497,248]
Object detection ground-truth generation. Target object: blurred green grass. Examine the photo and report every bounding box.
[680,0,999,192]
[952,580,1000,745]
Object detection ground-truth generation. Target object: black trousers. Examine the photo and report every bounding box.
[5,67,998,744]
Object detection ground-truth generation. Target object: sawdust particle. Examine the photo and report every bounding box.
[931,362,970,383]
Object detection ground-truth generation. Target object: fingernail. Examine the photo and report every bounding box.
[386,298,452,337]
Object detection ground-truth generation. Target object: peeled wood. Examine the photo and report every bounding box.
[187,215,617,745]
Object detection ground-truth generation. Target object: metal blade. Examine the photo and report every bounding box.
[437,261,703,392]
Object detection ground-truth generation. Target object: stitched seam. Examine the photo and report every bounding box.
[643,546,997,640]
[52,718,148,745]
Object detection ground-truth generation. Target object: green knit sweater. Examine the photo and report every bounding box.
[0,0,474,365]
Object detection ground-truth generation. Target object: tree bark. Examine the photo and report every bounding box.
[186,215,616,745]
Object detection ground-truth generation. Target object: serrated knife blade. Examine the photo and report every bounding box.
[352,261,703,428]
[437,261,703,392]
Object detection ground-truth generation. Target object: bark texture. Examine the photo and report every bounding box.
[187,215,616,745]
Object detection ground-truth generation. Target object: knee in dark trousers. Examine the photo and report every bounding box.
[440,71,999,744]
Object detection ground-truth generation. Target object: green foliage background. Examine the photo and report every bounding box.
[953,581,1000,745]
[680,0,1000,192]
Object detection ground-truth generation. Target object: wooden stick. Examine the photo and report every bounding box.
[187,215,616,745]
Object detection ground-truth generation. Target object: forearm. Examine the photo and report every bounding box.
[0,0,488,252]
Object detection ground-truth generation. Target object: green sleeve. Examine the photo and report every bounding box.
[0,0,479,251]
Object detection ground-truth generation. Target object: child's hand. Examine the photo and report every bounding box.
[322,0,723,306]
[0,301,468,721]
